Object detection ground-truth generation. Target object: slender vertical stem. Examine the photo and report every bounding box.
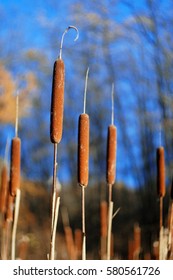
[111,83,114,125]
[107,201,113,260]
[51,143,58,230]
[81,185,86,260]
[15,93,19,138]
[108,184,112,206]
[107,184,113,260]
[50,196,60,260]
[83,68,89,114]
[11,189,21,260]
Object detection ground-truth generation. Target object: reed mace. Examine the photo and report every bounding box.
[156,146,165,259]
[50,58,65,144]
[1,187,14,259]
[78,68,89,260]
[106,84,117,260]
[0,165,8,215]
[9,137,21,197]
[49,26,79,260]
[9,93,21,260]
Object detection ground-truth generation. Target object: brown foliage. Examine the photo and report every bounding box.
[0,63,38,124]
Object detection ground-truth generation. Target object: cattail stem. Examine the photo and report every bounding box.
[107,201,113,260]
[50,196,60,260]
[51,143,58,230]
[81,185,86,260]
[15,93,19,138]
[11,189,21,260]
[108,184,112,205]
[111,83,114,125]
[100,201,108,260]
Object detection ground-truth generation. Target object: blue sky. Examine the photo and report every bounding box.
[1,0,170,188]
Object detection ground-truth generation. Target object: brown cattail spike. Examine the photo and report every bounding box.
[156,146,165,197]
[6,188,14,221]
[78,114,89,187]
[78,68,90,187]
[9,137,21,197]
[106,125,117,185]
[100,201,108,238]
[50,26,79,144]
[50,58,65,144]
[0,165,8,214]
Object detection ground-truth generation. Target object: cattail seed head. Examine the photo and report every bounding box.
[5,188,14,221]
[156,146,165,197]
[100,201,108,238]
[9,137,21,197]
[106,125,117,185]
[0,165,8,214]
[50,58,65,143]
[78,113,89,187]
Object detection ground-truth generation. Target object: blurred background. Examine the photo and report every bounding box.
[0,0,173,259]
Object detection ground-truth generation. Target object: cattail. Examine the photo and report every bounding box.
[9,137,21,197]
[50,58,65,143]
[78,113,89,187]
[106,83,117,186]
[50,26,79,144]
[100,201,108,238]
[156,146,165,197]
[78,68,89,187]
[77,68,89,260]
[0,165,8,214]
[106,125,117,185]
[49,26,79,260]
[5,189,14,222]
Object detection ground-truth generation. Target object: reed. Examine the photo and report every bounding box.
[0,165,8,215]
[9,93,21,260]
[49,26,79,260]
[106,84,117,260]
[78,68,89,260]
